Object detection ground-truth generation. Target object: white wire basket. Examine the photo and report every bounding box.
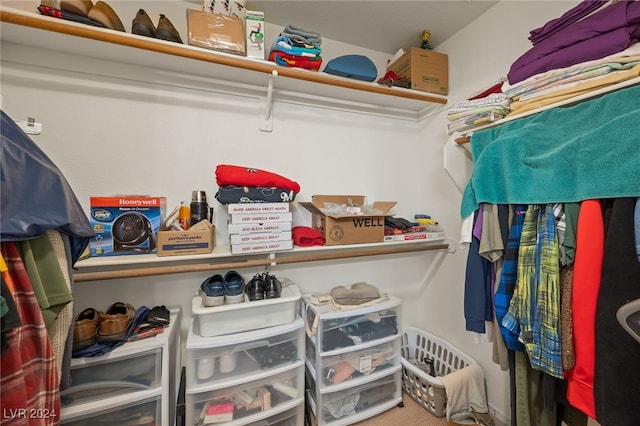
[400,327,476,417]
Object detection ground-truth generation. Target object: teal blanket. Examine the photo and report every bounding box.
[461,83,640,218]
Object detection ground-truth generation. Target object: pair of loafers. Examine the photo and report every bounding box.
[132,9,183,44]
[59,0,125,32]
[72,302,136,350]
[246,272,283,302]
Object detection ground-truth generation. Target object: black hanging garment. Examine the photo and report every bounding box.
[594,198,640,425]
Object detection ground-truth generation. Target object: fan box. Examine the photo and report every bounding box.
[298,195,396,246]
[157,222,216,257]
[89,196,166,257]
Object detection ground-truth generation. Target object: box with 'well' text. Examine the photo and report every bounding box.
[299,195,396,246]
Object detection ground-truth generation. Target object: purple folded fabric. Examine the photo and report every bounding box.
[509,0,640,84]
[528,0,608,45]
[509,26,640,85]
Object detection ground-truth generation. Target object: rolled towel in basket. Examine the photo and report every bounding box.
[438,363,491,423]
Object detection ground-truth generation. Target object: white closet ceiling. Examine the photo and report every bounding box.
[253,0,498,54]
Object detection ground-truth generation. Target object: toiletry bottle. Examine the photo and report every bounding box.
[179,202,190,230]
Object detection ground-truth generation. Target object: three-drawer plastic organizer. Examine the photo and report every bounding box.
[303,295,403,426]
[186,281,305,425]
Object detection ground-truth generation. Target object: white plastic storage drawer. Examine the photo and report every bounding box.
[62,347,161,406]
[244,402,304,426]
[306,367,402,426]
[304,295,402,354]
[305,334,401,391]
[193,283,301,337]
[61,394,160,425]
[186,363,305,426]
[187,317,304,391]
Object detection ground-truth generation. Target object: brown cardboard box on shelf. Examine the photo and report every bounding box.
[299,195,396,246]
[157,220,215,256]
[386,47,448,95]
[186,9,245,56]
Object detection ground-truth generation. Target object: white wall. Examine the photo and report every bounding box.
[0,1,581,423]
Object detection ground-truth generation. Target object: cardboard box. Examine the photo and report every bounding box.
[187,9,245,56]
[157,221,215,257]
[226,202,289,214]
[229,212,293,224]
[387,47,448,95]
[383,231,446,242]
[230,230,292,245]
[89,196,166,257]
[299,195,396,246]
[230,239,293,254]
[245,10,265,60]
[227,221,292,235]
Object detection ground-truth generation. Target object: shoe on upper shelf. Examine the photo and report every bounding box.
[263,272,282,299]
[59,0,93,17]
[97,302,136,342]
[131,8,156,38]
[87,1,125,32]
[156,13,183,44]
[245,273,266,302]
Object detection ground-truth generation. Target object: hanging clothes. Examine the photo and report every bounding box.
[1,242,60,426]
[0,110,93,264]
[594,198,640,425]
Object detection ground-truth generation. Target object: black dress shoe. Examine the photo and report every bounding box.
[245,273,266,301]
[263,273,282,299]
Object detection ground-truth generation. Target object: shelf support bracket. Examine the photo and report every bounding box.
[258,70,278,132]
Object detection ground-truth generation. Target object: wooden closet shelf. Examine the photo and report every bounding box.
[73,241,450,282]
[0,7,447,117]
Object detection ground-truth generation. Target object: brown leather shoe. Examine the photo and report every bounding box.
[87,1,125,32]
[98,302,136,342]
[155,14,183,44]
[60,0,94,17]
[131,8,155,38]
[73,307,101,350]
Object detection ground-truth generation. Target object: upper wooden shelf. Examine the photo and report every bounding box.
[0,7,448,121]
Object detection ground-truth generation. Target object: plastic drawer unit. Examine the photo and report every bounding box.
[60,307,181,426]
[185,363,305,426]
[304,295,402,354]
[61,395,161,425]
[305,334,401,391]
[192,283,301,337]
[186,317,305,391]
[306,367,402,426]
[243,403,304,426]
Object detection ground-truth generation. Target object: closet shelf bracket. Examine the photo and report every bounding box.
[258,70,278,132]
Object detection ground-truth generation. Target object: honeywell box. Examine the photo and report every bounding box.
[299,195,396,246]
[89,196,166,257]
[157,221,215,256]
[387,47,448,95]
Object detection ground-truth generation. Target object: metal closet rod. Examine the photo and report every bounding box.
[73,243,449,282]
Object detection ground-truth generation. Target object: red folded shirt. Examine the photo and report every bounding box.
[292,226,324,247]
[215,164,301,193]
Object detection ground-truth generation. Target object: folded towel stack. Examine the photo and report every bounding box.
[447,92,511,135]
[269,24,323,71]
